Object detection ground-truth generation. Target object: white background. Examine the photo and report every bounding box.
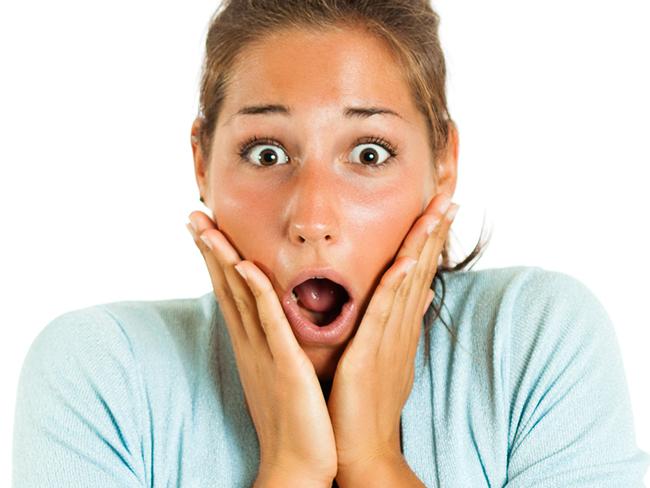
[1,0,648,484]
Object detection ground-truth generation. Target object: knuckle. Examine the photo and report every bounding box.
[416,239,428,256]
[414,265,427,283]
[233,294,249,314]
[397,281,410,299]
[216,282,232,301]
[376,306,392,324]
[258,311,274,333]
[390,275,403,293]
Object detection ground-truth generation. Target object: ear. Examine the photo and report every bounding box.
[191,117,210,205]
[436,120,459,198]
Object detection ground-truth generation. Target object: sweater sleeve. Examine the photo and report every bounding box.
[12,306,147,487]
[504,269,649,487]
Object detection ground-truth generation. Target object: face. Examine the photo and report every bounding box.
[192,26,458,381]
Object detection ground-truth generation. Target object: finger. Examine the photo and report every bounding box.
[379,206,441,349]
[366,192,448,352]
[186,220,249,351]
[378,242,428,362]
[188,210,219,233]
[393,192,451,263]
[234,261,306,366]
[383,202,457,361]
[406,204,459,360]
[351,256,417,357]
[188,211,268,354]
[385,262,418,366]
[198,228,269,354]
[422,289,434,316]
[412,203,458,326]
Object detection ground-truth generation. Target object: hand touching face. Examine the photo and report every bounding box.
[326,193,458,478]
[185,188,458,485]
[191,26,458,380]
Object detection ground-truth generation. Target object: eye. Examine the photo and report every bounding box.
[238,136,290,168]
[349,143,392,168]
[237,135,399,170]
[349,136,398,170]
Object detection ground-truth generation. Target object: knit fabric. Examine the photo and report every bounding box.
[12,266,650,487]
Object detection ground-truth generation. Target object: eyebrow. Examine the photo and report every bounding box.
[230,104,403,121]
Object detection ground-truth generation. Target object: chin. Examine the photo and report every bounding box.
[304,344,345,382]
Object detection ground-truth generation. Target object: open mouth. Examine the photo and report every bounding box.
[291,278,351,327]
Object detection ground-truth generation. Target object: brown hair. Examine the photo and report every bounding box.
[195,0,492,362]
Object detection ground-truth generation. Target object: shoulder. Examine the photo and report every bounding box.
[439,264,620,391]
[22,292,216,374]
[16,292,219,425]
[13,292,219,485]
[435,266,650,485]
[442,264,598,308]
[440,264,611,344]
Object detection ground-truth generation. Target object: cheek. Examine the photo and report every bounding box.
[211,175,280,261]
[347,182,423,298]
[354,177,422,243]
[211,162,426,290]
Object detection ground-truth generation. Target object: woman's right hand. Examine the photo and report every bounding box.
[186,211,337,487]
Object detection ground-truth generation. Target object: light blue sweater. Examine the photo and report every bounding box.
[12,266,649,487]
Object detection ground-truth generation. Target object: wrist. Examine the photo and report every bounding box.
[254,465,334,488]
[336,453,422,487]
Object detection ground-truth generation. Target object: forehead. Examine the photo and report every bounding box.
[221,26,418,128]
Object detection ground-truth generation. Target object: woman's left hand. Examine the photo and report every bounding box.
[327,193,459,480]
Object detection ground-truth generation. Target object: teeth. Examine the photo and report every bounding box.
[291,290,298,302]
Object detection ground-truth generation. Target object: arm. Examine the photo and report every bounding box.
[504,270,649,487]
[12,307,145,487]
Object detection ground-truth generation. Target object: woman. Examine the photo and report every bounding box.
[12,1,649,487]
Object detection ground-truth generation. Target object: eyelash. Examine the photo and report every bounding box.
[236,134,399,171]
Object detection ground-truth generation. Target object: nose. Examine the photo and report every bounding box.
[286,162,339,248]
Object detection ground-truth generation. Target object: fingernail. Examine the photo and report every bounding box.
[438,194,451,215]
[185,222,195,239]
[426,217,440,236]
[200,233,213,250]
[446,203,460,221]
[188,215,198,233]
[234,263,248,282]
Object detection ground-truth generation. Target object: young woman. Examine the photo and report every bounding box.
[13,1,649,487]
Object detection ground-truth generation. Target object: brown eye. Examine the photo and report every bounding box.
[349,143,392,167]
[242,143,290,167]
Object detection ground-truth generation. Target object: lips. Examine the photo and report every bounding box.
[280,267,358,346]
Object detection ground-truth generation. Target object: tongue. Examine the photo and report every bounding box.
[293,278,344,313]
